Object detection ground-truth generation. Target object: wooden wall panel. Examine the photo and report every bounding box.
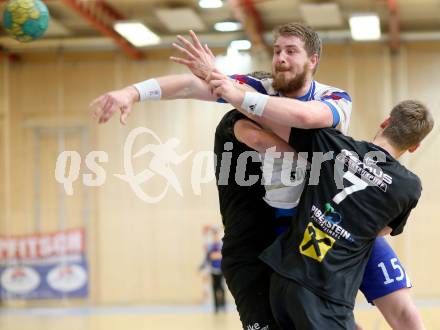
[0,42,439,305]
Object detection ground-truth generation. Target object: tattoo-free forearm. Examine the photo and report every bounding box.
[234,119,294,154]
[225,90,334,129]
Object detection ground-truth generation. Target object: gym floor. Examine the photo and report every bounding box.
[1,302,440,330]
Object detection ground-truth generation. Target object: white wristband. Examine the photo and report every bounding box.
[241,92,269,116]
[133,79,162,102]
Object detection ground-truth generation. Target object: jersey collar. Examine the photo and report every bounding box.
[296,80,315,101]
[370,144,394,161]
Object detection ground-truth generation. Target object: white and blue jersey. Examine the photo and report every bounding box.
[219,74,352,134]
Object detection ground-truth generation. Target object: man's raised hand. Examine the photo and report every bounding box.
[208,72,243,105]
[170,30,217,80]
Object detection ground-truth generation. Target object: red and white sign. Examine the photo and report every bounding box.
[0,228,84,261]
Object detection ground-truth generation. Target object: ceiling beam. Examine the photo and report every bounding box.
[95,0,125,21]
[386,0,400,53]
[227,0,268,55]
[60,0,143,60]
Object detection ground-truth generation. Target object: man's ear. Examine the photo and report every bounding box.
[380,117,391,129]
[310,54,319,71]
[408,143,420,153]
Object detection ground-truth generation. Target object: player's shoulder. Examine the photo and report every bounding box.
[396,164,422,198]
[314,80,347,94]
[216,109,242,137]
[377,153,422,203]
[313,80,352,101]
[315,127,347,141]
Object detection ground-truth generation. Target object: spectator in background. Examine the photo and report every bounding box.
[200,227,225,313]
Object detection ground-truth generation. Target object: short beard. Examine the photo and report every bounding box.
[272,64,308,95]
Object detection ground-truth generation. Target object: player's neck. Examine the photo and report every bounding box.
[372,136,405,160]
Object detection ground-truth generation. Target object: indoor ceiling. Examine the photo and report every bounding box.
[1,0,440,57]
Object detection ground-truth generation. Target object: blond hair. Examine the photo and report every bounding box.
[273,23,322,72]
[383,100,434,150]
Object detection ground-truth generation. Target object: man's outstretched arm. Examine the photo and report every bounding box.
[234,119,294,154]
[209,73,336,129]
[90,74,216,125]
[171,31,346,130]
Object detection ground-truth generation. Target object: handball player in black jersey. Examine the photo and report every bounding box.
[260,100,434,329]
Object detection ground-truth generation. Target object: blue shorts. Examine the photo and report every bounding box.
[274,208,411,304]
[359,236,411,303]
